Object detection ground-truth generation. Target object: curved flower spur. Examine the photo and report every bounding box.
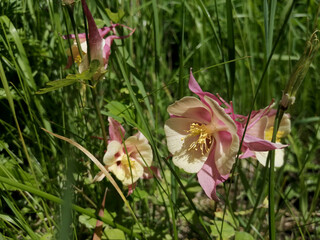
[63,0,135,79]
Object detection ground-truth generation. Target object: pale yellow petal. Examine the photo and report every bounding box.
[278,114,291,137]
[255,149,284,167]
[103,140,122,165]
[255,151,268,166]
[121,159,144,186]
[165,118,208,173]
[125,135,153,166]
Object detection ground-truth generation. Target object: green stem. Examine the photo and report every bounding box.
[66,5,83,59]
[91,86,108,149]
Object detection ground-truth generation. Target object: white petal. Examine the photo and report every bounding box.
[108,156,144,186]
[103,140,122,165]
[279,114,291,137]
[125,135,153,166]
[274,149,284,167]
[255,149,284,167]
[255,151,268,166]
[164,117,208,173]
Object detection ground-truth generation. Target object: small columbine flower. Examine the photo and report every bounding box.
[94,118,155,191]
[164,73,239,200]
[233,104,289,165]
[253,110,291,167]
[63,0,135,78]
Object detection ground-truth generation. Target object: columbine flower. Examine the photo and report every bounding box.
[164,73,239,200]
[234,105,289,166]
[94,118,154,191]
[63,0,134,78]
[252,110,291,167]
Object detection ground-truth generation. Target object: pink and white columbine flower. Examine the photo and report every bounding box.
[94,118,154,190]
[164,73,239,200]
[63,0,134,78]
[188,70,289,165]
[248,110,291,167]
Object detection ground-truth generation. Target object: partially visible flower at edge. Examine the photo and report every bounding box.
[63,0,135,77]
[94,118,159,195]
[251,110,291,167]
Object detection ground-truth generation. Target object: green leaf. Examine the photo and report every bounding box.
[210,221,235,240]
[0,141,8,152]
[36,78,78,94]
[0,156,37,191]
[65,59,101,80]
[235,231,254,240]
[132,187,149,199]
[104,101,136,127]
[214,210,239,228]
[104,228,125,240]
[79,208,116,229]
[105,8,125,23]
[79,209,98,229]
[36,60,101,94]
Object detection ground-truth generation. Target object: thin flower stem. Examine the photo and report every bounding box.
[66,5,83,59]
[91,86,108,149]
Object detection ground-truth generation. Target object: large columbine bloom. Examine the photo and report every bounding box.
[63,0,134,77]
[164,75,239,200]
[95,118,154,188]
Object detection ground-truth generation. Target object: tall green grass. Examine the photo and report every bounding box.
[0,0,320,239]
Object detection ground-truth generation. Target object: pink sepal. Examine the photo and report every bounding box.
[108,117,125,143]
[142,166,161,179]
[197,149,229,201]
[127,183,137,196]
[244,134,287,151]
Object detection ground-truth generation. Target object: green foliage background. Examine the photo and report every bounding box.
[0,0,319,239]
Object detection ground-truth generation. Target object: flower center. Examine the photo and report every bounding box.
[265,127,285,142]
[185,123,214,155]
[74,54,82,64]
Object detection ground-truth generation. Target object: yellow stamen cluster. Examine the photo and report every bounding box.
[265,127,285,142]
[74,54,82,64]
[185,123,213,155]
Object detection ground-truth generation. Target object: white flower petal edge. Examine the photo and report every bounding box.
[255,148,284,167]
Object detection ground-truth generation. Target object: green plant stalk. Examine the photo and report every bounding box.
[0,176,142,239]
[91,86,109,149]
[114,51,179,239]
[66,5,83,59]
[226,0,235,100]
[226,1,295,233]
[0,60,38,185]
[66,3,108,148]
[268,149,276,240]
